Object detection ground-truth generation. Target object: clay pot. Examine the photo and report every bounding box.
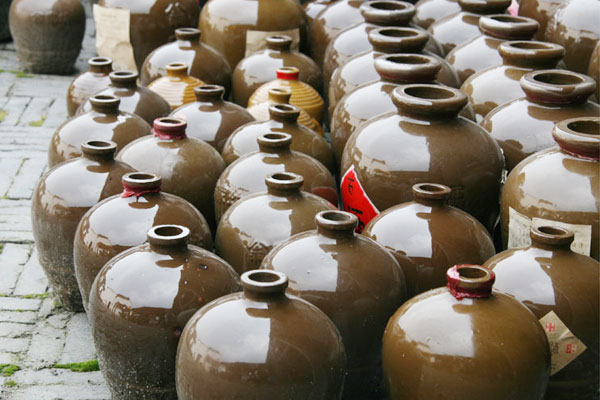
[215,172,336,274]
[48,95,152,168]
[222,104,335,172]
[382,265,550,400]
[445,14,540,84]
[147,62,205,110]
[482,69,599,171]
[31,141,135,312]
[170,85,255,152]
[9,0,85,74]
[0,0,10,40]
[544,0,600,74]
[262,210,406,399]
[305,0,334,28]
[74,172,213,311]
[176,269,346,399]
[139,28,231,94]
[341,85,504,232]
[589,42,600,101]
[97,0,200,71]
[483,226,599,399]
[89,225,240,400]
[501,116,600,260]
[116,118,225,231]
[363,183,495,297]
[232,34,322,107]
[66,57,113,117]
[198,0,307,70]
[413,0,461,29]
[78,71,171,125]
[518,0,564,40]
[461,40,565,122]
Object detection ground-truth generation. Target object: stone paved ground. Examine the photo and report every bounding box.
[0,3,111,399]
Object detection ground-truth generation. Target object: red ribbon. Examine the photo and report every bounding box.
[121,183,161,198]
[446,265,495,300]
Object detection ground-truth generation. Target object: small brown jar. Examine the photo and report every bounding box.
[147,62,205,110]
[589,42,600,101]
[232,35,322,107]
[262,210,406,399]
[31,141,135,311]
[175,269,346,400]
[215,133,337,221]
[66,57,113,117]
[518,0,564,40]
[89,225,240,400]
[413,0,461,29]
[482,69,599,171]
[48,95,151,168]
[501,117,600,260]
[74,172,213,311]
[170,85,255,152]
[215,172,336,274]
[484,226,599,399]
[382,265,551,400]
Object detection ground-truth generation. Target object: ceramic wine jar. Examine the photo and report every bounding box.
[147,62,205,110]
[78,71,171,125]
[222,104,335,172]
[48,95,151,168]
[98,0,200,70]
[116,118,225,231]
[501,117,600,260]
[74,172,213,310]
[232,35,322,107]
[363,183,495,297]
[175,269,346,399]
[382,265,551,400]
[89,225,240,400]
[481,69,599,170]
[461,40,565,122]
[9,0,85,74]
[215,172,336,274]
[31,141,135,312]
[215,133,337,221]
[341,85,504,232]
[139,28,231,93]
[66,57,113,117]
[170,85,255,152]
[261,210,406,399]
[544,0,600,74]
[483,226,600,399]
[589,42,600,101]
[518,0,564,40]
[445,14,540,83]
[198,0,307,70]
[412,0,460,29]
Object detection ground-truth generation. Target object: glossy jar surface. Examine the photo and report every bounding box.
[518,0,564,40]
[67,57,112,117]
[413,0,460,29]
[147,62,205,110]
[589,42,600,101]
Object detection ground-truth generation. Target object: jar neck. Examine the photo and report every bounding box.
[269,104,301,124]
[175,28,201,43]
[265,173,304,197]
[458,0,511,14]
[120,173,162,198]
[166,63,189,79]
[411,183,452,207]
[521,70,596,106]
[88,57,113,74]
[315,211,357,239]
[109,71,138,89]
[361,1,416,27]
[257,133,293,154]
[368,27,429,54]
[153,118,188,140]
[499,41,564,69]
[147,225,190,253]
[553,117,600,161]
[446,265,495,300]
[392,84,467,119]
[90,96,120,114]
[80,140,117,162]
[375,54,441,84]
[530,226,574,251]
[241,270,289,301]
[266,35,293,52]
[478,15,539,40]
[194,85,225,103]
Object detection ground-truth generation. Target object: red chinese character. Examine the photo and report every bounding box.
[544,322,556,333]
[566,344,576,354]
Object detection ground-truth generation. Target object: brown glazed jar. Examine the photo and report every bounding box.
[198,0,307,70]
[139,28,231,93]
[66,57,113,117]
[461,40,565,122]
[232,35,322,107]
[305,0,333,30]
[341,85,504,232]
[215,133,337,221]
[261,210,406,399]
[363,183,495,297]
[221,104,335,172]
[215,172,336,274]
[483,226,600,399]
[31,141,135,312]
[501,117,600,260]
[89,225,240,400]
[382,265,550,400]
[481,69,599,171]
[98,0,199,70]
[518,0,564,40]
[9,0,85,74]
[117,118,225,231]
[147,62,205,110]
[73,172,213,311]
[445,14,540,84]
[48,95,151,168]
[78,71,171,125]
[544,0,600,74]
[170,85,255,152]
[175,269,346,400]
[413,0,461,29]
[589,41,600,101]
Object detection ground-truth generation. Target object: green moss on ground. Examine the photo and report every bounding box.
[0,364,20,377]
[53,360,99,372]
[4,380,16,387]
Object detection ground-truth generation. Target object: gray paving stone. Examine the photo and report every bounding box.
[0,338,29,353]
[0,297,40,312]
[0,311,38,324]
[13,249,48,296]
[11,76,72,99]
[37,297,57,319]
[0,72,16,97]
[0,322,31,338]
[0,157,23,198]
[44,97,69,129]
[0,199,32,243]
[6,156,47,200]
[59,314,96,364]
[18,97,54,127]
[8,384,110,400]
[0,96,31,126]
[0,351,19,364]
[0,243,31,295]
[24,316,68,368]
[11,368,106,386]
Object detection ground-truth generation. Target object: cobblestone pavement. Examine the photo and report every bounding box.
[0,3,111,399]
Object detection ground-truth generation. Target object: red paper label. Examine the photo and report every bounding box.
[340,166,379,232]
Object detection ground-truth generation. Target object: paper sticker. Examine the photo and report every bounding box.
[340,166,379,233]
[245,28,300,57]
[93,5,137,72]
[540,311,587,375]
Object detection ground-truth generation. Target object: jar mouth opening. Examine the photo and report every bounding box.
[378,28,419,38]
[110,70,137,81]
[176,27,200,35]
[531,226,574,246]
[386,54,431,65]
[195,84,224,97]
[506,41,553,50]
[241,270,289,295]
[84,140,115,149]
[123,172,160,184]
[403,85,456,100]
[148,225,189,241]
[270,88,291,95]
[166,62,188,72]
[566,120,600,137]
[458,266,488,280]
[257,132,292,148]
[155,117,186,127]
[532,71,583,86]
[89,57,112,66]
[316,211,358,232]
[413,183,452,199]
[265,172,304,191]
[368,1,411,10]
[488,15,528,23]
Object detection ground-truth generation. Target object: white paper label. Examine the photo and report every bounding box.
[245,28,300,57]
[93,5,137,72]
[540,311,587,376]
